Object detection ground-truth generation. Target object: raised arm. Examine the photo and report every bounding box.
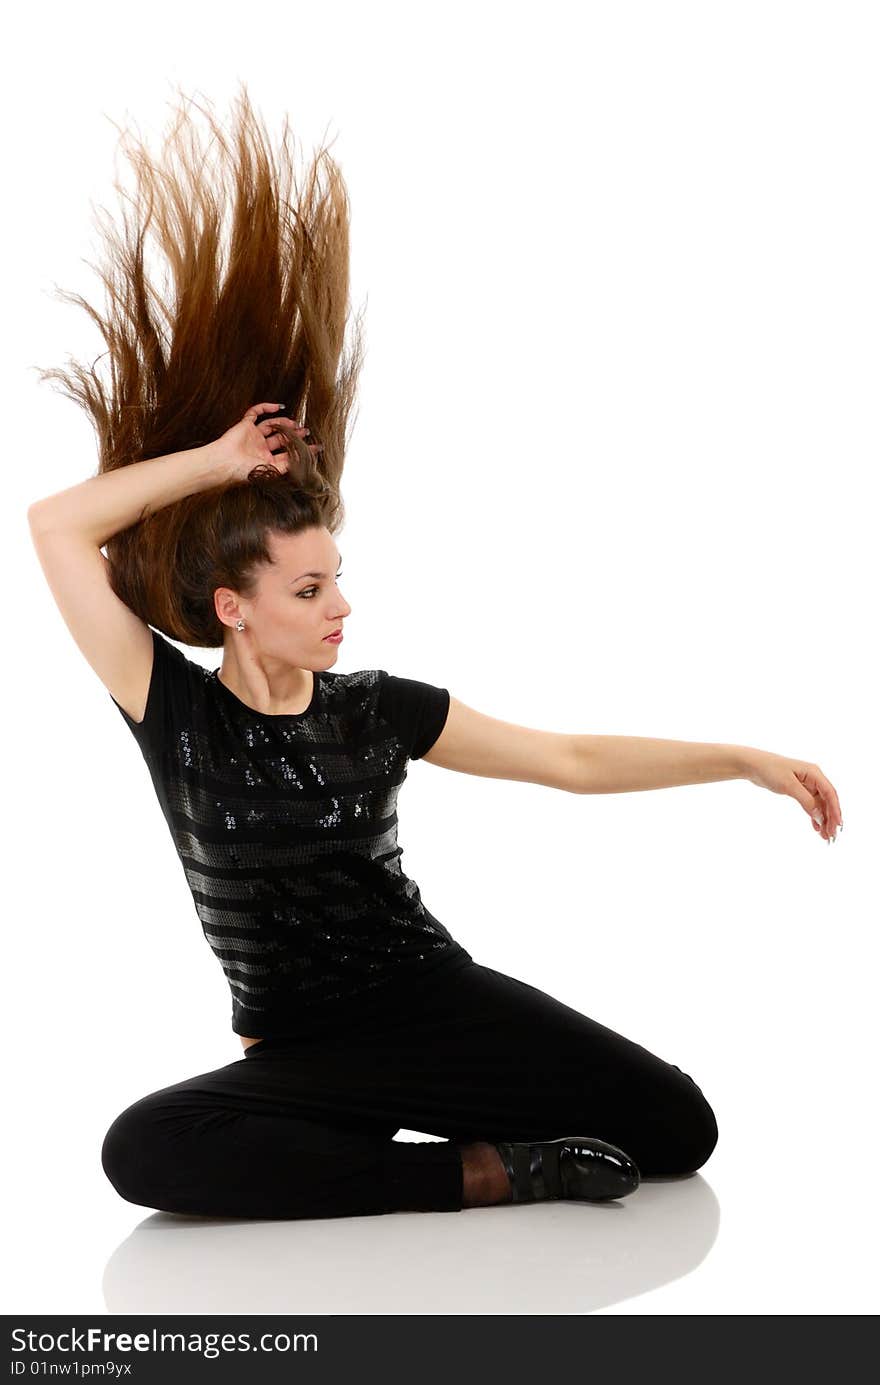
[26,402,304,723]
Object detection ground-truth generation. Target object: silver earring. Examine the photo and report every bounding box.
[235,618,245,632]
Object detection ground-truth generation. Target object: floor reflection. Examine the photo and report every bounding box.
[102,1171,719,1315]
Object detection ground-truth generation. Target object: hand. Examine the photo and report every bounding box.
[207,402,322,482]
[743,749,843,843]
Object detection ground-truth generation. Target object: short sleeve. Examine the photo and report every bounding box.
[376,671,451,760]
[108,627,194,762]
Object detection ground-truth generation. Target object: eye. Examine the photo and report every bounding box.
[298,570,343,599]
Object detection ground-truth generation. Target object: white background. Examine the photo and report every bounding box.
[3,0,877,1315]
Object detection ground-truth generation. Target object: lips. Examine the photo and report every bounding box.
[324,629,343,640]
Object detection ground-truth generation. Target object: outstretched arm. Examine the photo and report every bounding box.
[423,699,842,844]
[569,732,746,793]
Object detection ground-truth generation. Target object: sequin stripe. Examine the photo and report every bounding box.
[168,731,409,789]
[189,884,412,921]
[180,845,411,891]
[182,860,417,914]
[196,901,450,946]
[213,957,273,976]
[168,827,401,870]
[193,895,423,929]
[161,774,404,829]
[223,975,272,996]
[167,800,403,841]
[180,849,405,904]
[166,802,398,839]
[202,932,276,954]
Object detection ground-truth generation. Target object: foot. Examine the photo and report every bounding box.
[494,1135,640,1203]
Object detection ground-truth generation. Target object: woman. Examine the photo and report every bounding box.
[28,88,841,1221]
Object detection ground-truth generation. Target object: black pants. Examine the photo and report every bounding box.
[101,958,718,1220]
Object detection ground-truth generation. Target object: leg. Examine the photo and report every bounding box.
[100,1056,464,1220]
[102,962,717,1219]
[459,1140,512,1205]
[314,962,719,1179]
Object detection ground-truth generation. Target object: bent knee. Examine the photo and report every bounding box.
[678,1092,719,1172]
[668,1073,719,1173]
[101,1098,167,1207]
[634,1065,719,1176]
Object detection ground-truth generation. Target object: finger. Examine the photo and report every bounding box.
[804,791,829,838]
[798,767,840,838]
[809,769,841,835]
[820,795,836,836]
[269,416,310,433]
[792,776,821,817]
[820,775,842,829]
[817,801,837,841]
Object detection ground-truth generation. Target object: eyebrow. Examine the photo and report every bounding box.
[289,553,343,584]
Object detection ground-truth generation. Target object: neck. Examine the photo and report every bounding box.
[218,644,314,715]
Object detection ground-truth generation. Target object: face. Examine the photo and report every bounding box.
[216,527,352,667]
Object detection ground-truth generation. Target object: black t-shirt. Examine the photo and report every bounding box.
[109,629,472,1037]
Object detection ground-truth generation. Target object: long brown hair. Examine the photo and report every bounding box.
[37,84,365,647]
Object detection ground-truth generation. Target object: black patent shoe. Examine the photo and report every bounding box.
[494,1135,640,1203]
